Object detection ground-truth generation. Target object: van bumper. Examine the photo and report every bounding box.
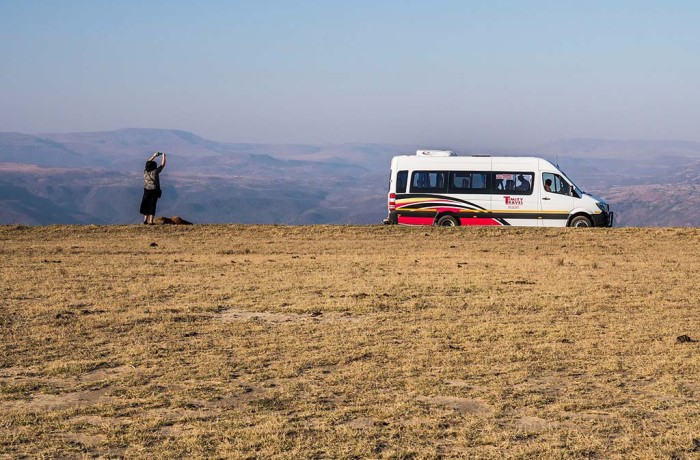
[593,211,614,227]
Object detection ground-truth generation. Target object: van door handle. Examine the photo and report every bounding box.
[542,197,551,201]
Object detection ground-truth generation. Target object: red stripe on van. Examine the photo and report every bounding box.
[459,217,502,226]
[397,216,435,226]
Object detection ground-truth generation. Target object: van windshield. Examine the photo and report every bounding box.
[558,169,583,197]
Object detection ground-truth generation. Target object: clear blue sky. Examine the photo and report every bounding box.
[1,1,698,147]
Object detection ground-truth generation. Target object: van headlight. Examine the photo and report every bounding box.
[596,202,609,213]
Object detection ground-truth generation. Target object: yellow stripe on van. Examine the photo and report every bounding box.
[396,198,442,204]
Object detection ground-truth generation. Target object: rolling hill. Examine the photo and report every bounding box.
[1,129,699,226]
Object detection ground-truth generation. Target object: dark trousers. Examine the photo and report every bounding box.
[139,188,160,215]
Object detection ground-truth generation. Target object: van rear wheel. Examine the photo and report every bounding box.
[570,216,593,228]
[436,215,459,227]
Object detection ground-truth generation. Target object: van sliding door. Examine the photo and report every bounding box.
[490,170,538,227]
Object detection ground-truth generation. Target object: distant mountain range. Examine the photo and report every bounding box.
[1,128,699,226]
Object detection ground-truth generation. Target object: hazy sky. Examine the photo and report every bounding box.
[1,1,699,147]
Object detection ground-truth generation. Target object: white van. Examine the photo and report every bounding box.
[384,150,613,227]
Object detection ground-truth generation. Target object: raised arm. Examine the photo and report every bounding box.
[148,152,166,168]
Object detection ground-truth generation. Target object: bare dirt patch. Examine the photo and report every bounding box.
[343,417,377,429]
[516,415,558,431]
[563,411,615,421]
[3,388,118,412]
[217,307,365,324]
[416,395,495,417]
[218,308,313,323]
[79,365,134,383]
[59,432,108,448]
[0,365,136,412]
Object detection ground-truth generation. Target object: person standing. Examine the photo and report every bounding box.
[139,151,166,224]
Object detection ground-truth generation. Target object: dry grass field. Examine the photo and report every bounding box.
[1,224,699,459]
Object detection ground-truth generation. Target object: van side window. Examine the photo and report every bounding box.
[493,172,534,195]
[449,172,490,194]
[542,173,570,195]
[396,171,408,193]
[410,171,448,193]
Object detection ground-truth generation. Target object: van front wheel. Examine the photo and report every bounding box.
[570,216,593,228]
[436,215,459,227]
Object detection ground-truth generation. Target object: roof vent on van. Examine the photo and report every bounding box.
[416,150,456,157]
